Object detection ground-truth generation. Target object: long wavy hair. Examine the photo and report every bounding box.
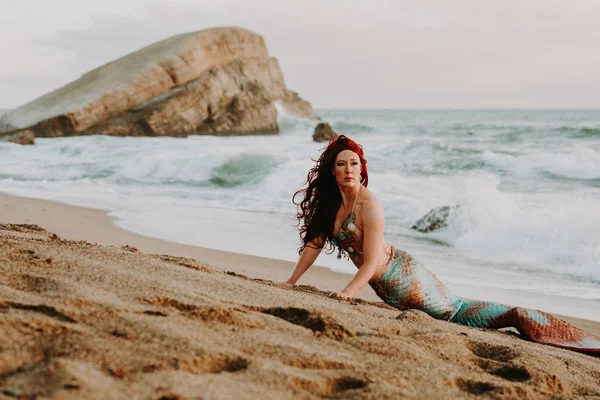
[293,135,368,255]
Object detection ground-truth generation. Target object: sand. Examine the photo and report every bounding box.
[0,194,599,399]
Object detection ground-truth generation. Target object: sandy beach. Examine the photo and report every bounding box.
[1,193,599,399]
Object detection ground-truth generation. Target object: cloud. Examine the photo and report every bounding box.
[0,40,74,77]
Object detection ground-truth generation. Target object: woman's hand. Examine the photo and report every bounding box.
[329,290,354,301]
[279,280,295,288]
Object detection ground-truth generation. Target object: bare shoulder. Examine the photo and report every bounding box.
[359,187,383,210]
[359,187,384,224]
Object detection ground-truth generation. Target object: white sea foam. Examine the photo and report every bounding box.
[483,146,600,181]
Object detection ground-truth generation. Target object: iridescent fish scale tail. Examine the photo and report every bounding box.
[369,250,464,321]
[451,300,600,354]
[369,249,600,355]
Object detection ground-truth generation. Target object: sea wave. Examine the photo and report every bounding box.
[421,174,600,281]
[482,147,600,183]
[538,148,600,181]
[331,121,374,133]
[209,153,282,187]
[277,116,317,135]
[448,123,534,133]
[575,127,600,137]
[275,103,318,135]
[554,126,600,137]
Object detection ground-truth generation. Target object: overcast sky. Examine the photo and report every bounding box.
[1,0,599,109]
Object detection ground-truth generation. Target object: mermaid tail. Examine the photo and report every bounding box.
[450,300,600,354]
[369,249,600,355]
[369,250,464,320]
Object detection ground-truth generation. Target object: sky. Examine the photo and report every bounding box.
[1,0,600,109]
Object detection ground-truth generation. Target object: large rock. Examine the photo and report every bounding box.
[0,129,35,145]
[0,27,318,138]
[312,122,338,142]
[411,205,459,233]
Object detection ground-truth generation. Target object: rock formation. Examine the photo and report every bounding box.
[0,27,318,138]
[411,205,459,233]
[312,122,338,142]
[0,129,35,145]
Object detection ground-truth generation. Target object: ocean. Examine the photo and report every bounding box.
[1,109,599,319]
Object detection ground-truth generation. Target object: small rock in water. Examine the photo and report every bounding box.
[411,205,459,233]
[312,122,338,142]
[0,129,35,145]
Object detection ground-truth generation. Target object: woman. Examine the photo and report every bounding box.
[282,135,600,355]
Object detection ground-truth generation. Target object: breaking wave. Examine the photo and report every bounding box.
[209,153,282,187]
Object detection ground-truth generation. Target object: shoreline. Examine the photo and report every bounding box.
[1,192,599,335]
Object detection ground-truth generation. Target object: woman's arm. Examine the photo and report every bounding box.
[282,237,324,285]
[337,199,384,298]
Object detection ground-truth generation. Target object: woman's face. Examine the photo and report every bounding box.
[333,150,361,188]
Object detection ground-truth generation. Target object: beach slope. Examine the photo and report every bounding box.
[0,222,599,399]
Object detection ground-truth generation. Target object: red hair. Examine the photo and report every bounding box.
[293,135,368,254]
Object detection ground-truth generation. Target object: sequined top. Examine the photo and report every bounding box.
[332,189,363,261]
[333,211,364,260]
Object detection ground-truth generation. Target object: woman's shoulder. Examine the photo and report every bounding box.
[358,187,383,213]
[357,187,384,228]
